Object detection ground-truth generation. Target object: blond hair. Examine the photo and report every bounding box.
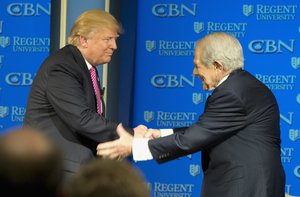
[68,9,122,45]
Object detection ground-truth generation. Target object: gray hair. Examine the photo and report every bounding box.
[197,32,244,71]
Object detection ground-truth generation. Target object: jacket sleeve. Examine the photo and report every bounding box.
[46,63,119,143]
[149,88,248,163]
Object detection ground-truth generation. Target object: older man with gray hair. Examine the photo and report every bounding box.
[97,32,286,197]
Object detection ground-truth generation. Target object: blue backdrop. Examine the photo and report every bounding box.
[131,0,300,196]
[0,1,299,196]
[0,1,50,130]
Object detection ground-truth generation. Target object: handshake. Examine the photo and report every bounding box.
[96,124,161,160]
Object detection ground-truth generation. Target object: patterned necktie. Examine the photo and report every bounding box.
[89,67,102,115]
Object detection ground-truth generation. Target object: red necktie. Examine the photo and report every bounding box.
[90,67,102,115]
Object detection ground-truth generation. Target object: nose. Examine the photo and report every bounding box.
[110,39,117,50]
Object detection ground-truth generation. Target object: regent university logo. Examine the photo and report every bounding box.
[243,5,254,16]
[145,40,156,52]
[0,36,10,48]
[0,106,9,118]
[144,111,154,122]
[289,129,300,142]
[192,93,203,105]
[291,57,300,69]
[193,22,204,34]
[189,164,200,176]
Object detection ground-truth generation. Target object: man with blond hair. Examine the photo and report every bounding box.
[24,9,144,181]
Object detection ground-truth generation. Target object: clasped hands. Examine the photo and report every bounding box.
[96,124,160,160]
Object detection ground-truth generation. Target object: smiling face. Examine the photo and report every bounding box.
[192,32,244,91]
[193,43,225,91]
[68,10,122,67]
[80,28,119,66]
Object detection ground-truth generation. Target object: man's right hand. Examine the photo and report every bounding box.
[144,129,161,139]
[97,124,133,160]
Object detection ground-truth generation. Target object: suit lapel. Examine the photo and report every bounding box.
[67,45,99,113]
[68,45,106,116]
[68,45,90,77]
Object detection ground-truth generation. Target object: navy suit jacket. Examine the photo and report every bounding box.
[148,69,285,197]
[24,45,126,175]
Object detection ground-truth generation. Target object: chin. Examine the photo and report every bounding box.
[202,82,209,91]
[202,85,209,91]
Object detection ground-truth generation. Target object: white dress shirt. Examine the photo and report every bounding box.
[84,58,93,70]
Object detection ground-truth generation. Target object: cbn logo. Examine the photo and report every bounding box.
[243,5,254,16]
[5,72,35,86]
[0,106,9,118]
[145,40,156,52]
[7,3,50,16]
[144,111,154,123]
[151,74,195,88]
[152,3,197,17]
[248,39,295,54]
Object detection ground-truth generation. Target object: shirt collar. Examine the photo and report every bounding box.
[217,74,229,87]
[83,57,93,70]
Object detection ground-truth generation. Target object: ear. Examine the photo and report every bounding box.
[79,35,88,48]
[213,61,224,71]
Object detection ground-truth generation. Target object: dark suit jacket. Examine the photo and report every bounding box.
[24,45,126,176]
[148,69,285,197]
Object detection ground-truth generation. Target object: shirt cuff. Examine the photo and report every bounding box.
[160,129,173,137]
[132,138,153,161]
